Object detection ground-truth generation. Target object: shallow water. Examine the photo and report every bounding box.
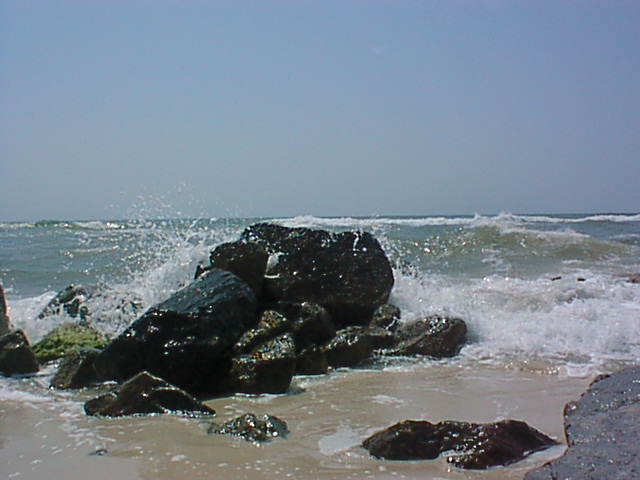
[1,362,592,480]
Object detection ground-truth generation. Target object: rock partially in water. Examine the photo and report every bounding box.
[241,223,394,327]
[363,418,558,469]
[231,333,296,394]
[50,347,102,389]
[207,413,289,442]
[295,345,329,375]
[32,322,107,364]
[84,371,216,417]
[93,269,257,395]
[322,327,375,368]
[38,284,97,321]
[370,303,401,332]
[0,283,11,336]
[393,316,467,358]
[525,365,640,480]
[0,330,39,376]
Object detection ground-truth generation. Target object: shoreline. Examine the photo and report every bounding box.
[1,363,593,480]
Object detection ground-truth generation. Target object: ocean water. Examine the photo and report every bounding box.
[1,213,639,479]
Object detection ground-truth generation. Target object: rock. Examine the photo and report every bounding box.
[295,345,329,375]
[0,330,39,376]
[207,413,289,442]
[241,223,394,326]
[84,371,216,417]
[363,418,558,469]
[32,322,107,364]
[231,333,296,394]
[322,327,375,368]
[627,272,640,283]
[37,284,97,321]
[0,283,11,335]
[93,269,257,395]
[370,303,401,332]
[393,316,467,358]
[198,241,269,297]
[233,310,292,355]
[524,365,640,480]
[272,302,337,351]
[50,347,102,389]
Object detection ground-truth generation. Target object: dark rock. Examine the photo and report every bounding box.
[198,241,269,297]
[84,371,216,417]
[370,303,401,332]
[93,269,257,395]
[50,347,102,389]
[0,283,11,336]
[525,365,640,480]
[295,345,329,375]
[393,316,467,358]
[231,333,296,394]
[0,330,39,376]
[233,310,292,355]
[32,322,107,364]
[272,302,337,351]
[363,418,558,469]
[322,327,375,368]
[37,284,97,321]
[241,223,394,326]
[366,326,398,350]
[627,272,640,283]
[207,413,289,442]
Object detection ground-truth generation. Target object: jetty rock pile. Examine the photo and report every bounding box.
[84,223,467,398]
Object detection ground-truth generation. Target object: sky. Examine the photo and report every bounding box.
[1,1,639,221]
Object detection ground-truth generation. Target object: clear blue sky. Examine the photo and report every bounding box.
[1,1,639,221]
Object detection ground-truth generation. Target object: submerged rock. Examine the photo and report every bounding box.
[207,413,289,442]
[0,283,11,335]
[241,223,394,326]
[393,316,467,358]
[84,371,216,417]
[525,365,640,480]
[0,330,39,376]
[231,333,296,394]
[93,269,257,395]
[363,418,558,469]
[32,322,107,364]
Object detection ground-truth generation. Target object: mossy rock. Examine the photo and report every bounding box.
[33,323,108,364]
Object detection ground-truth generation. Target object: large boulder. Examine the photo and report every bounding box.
[32,322,107,364]
[241,223,394,326]
[322,327,376,368]
[0,330,39,376]
[363,419,558,469]
[93,269,258,395]
[197,241,269,297]
[525,365,640,480]
[84,371,216,417]
[393,316,467,358]
[272,302,337,352]
[0,284,11,335]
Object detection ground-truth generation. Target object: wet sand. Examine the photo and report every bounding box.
[1,363,593,480]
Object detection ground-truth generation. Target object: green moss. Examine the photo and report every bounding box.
[32,323,108,364]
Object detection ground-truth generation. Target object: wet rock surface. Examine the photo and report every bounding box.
[84,371,216,417]
[32,322,107,364]
[93,269,257,395]
[0,330,39,376]
[0,284,11,335]
[525,365,640,480]
[50,347,102,389]
[393,316,467,358]
[241,223,394,326]
[207,413,289,442]
[363,418,558,469]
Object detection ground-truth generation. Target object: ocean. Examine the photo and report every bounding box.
[1,213,640,479]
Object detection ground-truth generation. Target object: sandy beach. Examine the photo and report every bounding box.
[1,362,593,480]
